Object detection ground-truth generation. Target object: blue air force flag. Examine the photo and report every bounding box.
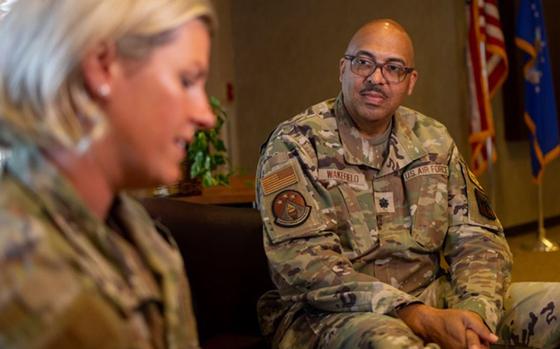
[515,0,560,182]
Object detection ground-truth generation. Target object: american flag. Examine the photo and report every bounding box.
[466,0,508,176]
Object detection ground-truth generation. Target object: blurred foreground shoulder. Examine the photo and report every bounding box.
[0,208,128,349]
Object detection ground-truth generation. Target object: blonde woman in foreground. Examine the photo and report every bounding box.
[0,1,215,348]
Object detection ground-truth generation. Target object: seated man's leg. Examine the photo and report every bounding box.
[278,311,438,349]
[497,282,560,348]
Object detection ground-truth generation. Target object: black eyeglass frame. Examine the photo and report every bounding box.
[343,54,415,83]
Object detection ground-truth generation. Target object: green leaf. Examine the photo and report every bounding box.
[213,154,225,166]
[203,155,212,171]
[186,96,231,187]
[202,171,215,187]
[215,140,226,151]
[200,133,209,148]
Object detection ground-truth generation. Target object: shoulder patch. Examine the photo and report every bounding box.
[467,168,484,190]
[271,190,311,227]
[262,163,297,196]
[474,188,496,220]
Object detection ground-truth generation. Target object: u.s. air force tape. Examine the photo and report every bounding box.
[403,164,449,181]
[272,190,311,227]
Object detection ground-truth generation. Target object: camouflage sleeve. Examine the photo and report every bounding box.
[0,212,128,349]
[257,127,419,316]
[445,145,513,331]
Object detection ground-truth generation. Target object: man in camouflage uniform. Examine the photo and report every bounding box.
[256,19,560,349]
[0,124,199,349]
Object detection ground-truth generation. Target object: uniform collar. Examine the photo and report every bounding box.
[335,93,427,174]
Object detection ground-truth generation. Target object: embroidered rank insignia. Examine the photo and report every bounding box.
[474,188,496,220]
[262,163,297,195]
[272,190,311,227]
[374,192,395,213]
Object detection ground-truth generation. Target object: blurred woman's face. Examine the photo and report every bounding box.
[103,19,214,188]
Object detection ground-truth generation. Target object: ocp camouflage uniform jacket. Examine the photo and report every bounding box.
[0,125,199,349]
[256,95,513,341]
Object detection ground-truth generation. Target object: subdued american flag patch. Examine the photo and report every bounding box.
[262,163,297,195]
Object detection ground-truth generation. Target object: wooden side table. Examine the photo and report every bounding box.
[172,175,255,206]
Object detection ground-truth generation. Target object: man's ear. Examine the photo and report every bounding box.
[339,58,346,83]
[80,42,118,100]
[406,70,418,96]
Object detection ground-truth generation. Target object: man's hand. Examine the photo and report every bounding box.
[397,304,499,349]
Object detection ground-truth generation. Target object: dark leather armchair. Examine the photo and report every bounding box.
[141,197,273,349]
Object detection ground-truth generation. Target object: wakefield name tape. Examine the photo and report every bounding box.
[318,168,368,189]
[403,164,449,182]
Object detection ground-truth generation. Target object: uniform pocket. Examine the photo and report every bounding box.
[262,188,330,244]
[404,165,449,251]
[461,165,502,232]
[260,160,333,245]
[329,183,377,258]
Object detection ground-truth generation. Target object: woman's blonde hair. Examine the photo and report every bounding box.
[0,0,215,150]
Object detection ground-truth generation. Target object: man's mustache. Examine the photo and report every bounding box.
[360,83,387,98]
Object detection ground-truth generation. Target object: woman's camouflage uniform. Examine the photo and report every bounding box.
[0,125,200,349]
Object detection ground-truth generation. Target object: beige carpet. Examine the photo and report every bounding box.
[506,225,560,282]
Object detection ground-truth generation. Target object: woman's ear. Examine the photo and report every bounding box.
[81,41,118,100]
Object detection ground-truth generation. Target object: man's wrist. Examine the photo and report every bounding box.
[396,302,432,336]
[396,301,424,314]
[396,302,426,318]
[453,297,499,332]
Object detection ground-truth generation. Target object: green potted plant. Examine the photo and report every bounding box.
[180,96,230,193]
[152,96,230,197]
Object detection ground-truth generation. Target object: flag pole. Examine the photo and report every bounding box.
[532,178,559,252]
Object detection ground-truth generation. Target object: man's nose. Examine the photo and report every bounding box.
[368,65,386,84]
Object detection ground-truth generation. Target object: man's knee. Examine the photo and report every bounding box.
[499,282,560,348]
[279,311,432,349]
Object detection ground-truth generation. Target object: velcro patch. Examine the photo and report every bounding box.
[272,190,311,227]
[262,163,297,195]
[318,168,368,189]
[374,192,395,213]
[474,188,496,220]
[467,168,484,190]
[403,164,449,182]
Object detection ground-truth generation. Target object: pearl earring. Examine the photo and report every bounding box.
[98,84,111,98]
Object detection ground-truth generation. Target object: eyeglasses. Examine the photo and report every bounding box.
[343,55,414,83]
